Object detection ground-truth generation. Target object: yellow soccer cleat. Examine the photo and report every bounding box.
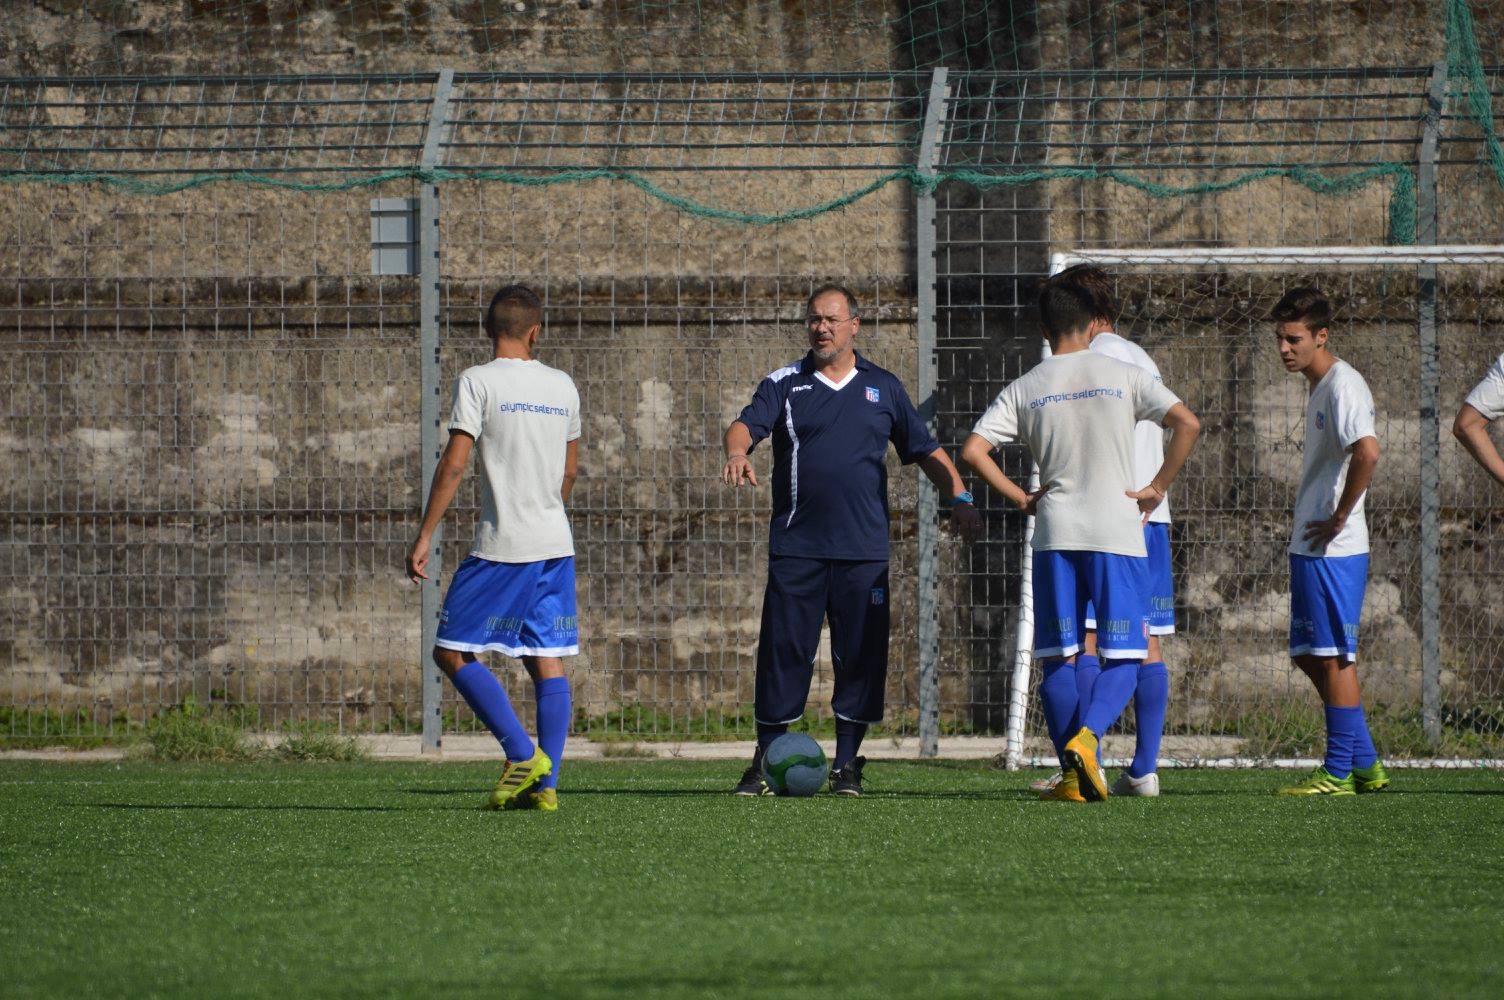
[1040,769,1086,802]
[1062,728,1108,802]
[1273,766,1356,796]
[504,786,558,812]
[487,747,553,810]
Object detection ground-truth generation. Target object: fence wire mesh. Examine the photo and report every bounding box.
[0,60,1501,760]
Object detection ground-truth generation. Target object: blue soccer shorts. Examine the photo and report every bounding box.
[436,554,580,657]
[1085,522,1175,636]
[1033,548,1151,661]
[1288,552,1367,663]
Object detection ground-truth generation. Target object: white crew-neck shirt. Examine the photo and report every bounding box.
[971,350,1181,556]
[447,357,581,563]
[1090,331,1171,526]
[1464,353,1504,420]
[1289,359,1376,558]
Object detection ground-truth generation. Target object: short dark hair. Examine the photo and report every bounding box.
[1037,279,1097,339]
[1269,286,1331,332]
[806,282,859,319]
[1053,263,1117,324]
[484,284,543,340]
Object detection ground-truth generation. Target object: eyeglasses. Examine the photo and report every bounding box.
[806,314,859,329]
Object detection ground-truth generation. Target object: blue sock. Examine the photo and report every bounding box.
[1081,659,1141,739]
[1324,705,1360,778]
[1130,661,1169,779]
[756,722,788,755]
[1074,654,1101,721]
[451,662,534,762]
[834,719,867,770]
[1039,660,1079,768]
[534,676,571,790]
[1350,706,1378,769]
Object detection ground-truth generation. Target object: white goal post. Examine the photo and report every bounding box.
[1000,244,1504,770]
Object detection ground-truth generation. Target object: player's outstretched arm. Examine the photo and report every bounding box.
[960,433,1046,516]
[722,420,757,487]
[917,447,982,539]
[1302,435,1379,548]
[406,431,475,583]
[1453,404,1504,486]
[1130,402,1201,522]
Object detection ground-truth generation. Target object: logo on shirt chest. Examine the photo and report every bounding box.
[1315,410,1326,431]
[864,386,881,404]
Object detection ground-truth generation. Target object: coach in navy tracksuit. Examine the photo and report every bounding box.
[721,283,980,797]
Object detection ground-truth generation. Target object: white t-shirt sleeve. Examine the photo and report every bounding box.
[566,379,583,441]
[1130,367,1181,425]
[971,385,1020,447]
[1334,371,1378,449]
[1464,354,1504,421]
[448,373,485,438]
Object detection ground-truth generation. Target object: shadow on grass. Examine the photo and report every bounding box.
[405,786,1038,801]
[85,802,416,813]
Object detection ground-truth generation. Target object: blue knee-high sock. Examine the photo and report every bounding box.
[834,719,867,770]
[1130,661,1169,778]
[451,662,534,762]
[1350,706,1378,769]
[1074,654,1101,725]
[1039,660,1079,768]
[1081,660,1141,739]
[534,676,571,790]
[1324,705,1361,778]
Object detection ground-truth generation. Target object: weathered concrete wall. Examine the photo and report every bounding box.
[3,2,1502,742]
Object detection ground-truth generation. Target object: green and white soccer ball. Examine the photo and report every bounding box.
[761,733,828,796]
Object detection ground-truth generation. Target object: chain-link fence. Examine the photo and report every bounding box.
[2,62,1502,760]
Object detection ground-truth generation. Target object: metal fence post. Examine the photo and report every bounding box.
[420,70,456,755]
[915,67,950,759]
[1417,59,1447,747]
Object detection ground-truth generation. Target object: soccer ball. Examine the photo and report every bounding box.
[762,733,828,797]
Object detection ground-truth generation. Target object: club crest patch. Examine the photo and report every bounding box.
[864,386,880,403]
[1315,410,1325,430]
[870,587,885,606]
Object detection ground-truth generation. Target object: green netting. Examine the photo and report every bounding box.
[0,1,1500,244]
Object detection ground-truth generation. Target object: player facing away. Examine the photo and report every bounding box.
[961,278,1201,802]
[405,284,580,812]
[722,283,980,797]
[1062,264,1176,798]
[1271,287,1388,797]
[1453,352,1504,486]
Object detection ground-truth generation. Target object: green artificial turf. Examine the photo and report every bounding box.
[1,761,1501,999]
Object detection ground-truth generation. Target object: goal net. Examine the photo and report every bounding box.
[1003,246,1504,768]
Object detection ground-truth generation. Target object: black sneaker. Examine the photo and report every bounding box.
[829,756,867,797]
[733,750,771,796]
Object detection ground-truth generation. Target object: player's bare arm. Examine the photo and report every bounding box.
[722,420,757,487]
[1452,403,1504,486]
[406,431,475,583]
[917,446,982,540]
[562,437,580,503]
[959,433,1048,516]
[1302,435,1379,548]
[1128,402,1201,522]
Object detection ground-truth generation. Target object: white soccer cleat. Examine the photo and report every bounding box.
[1030,770,1063,793]
[1110,771,1160,797]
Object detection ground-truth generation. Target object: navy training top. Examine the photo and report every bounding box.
[737,352,940,562]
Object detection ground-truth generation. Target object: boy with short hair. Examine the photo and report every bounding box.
[1270,286,1387,796]
[961,279,1201,802]
[405,284,581,811]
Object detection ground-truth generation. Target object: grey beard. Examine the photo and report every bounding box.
[812,344,844,362]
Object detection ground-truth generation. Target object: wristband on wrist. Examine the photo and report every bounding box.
[949,490,974,506]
